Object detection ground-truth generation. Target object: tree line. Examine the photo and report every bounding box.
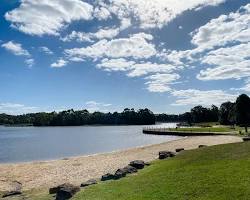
[0,108,156,126]
[156,94,250,132]
[1,94,250,129]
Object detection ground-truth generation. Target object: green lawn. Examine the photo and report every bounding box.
[73,141,250,200]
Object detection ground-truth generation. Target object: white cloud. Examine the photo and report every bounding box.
[39,46,53,55]
[104,0,225,29]
[5,0,225,37]
[191,4,250,52]
[94,6,111,20]
[127,62,181,77]
[5,0,93,36]
[0,103,39,115]
[97,58,181,77]
[197,42,250,80]
[97,58,134,71]
[61,28,120,42]
[51,59,68,68]
[161,4,250,63]
[145,73,180,93]
[61,17,131,43]
[1,41,35,67]
[171,89,237,106]
[85,101,112,112]
[1,41,30,56]
[25,58,35,67]
[65,33,156,60]
[97,58,181,92]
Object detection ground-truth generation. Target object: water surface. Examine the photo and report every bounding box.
[0,123,179,163]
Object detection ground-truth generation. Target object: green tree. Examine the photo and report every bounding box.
[235,94,250,133]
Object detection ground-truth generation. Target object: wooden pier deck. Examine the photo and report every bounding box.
[142,127,236,136]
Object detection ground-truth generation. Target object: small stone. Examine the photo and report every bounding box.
[2,191,22,198]
[198,145,207,148]
[80,179,97,187]
[176,148,184,152]
[243,137,250,142]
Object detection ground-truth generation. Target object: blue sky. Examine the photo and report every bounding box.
[0,0,249,114]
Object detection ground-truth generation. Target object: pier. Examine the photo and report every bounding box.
[142,127,234,136]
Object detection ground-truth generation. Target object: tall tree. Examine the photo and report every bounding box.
[235,94,250,132]
[219,102,235,125]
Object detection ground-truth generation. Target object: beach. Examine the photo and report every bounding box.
[0,135,242,192]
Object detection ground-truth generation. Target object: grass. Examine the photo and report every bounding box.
[73,141,250,200]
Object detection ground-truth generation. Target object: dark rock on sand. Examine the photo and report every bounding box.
[80,179,97,187]
[114,169,127,180]
[176,148,184,152]
[49,183,80,200]
[243,137,250,142]
[122,165,138,174]
[101,173,116,181]
[55,184,80,200]
[198,145,207,148]
[159,151,176,159]
[129,160,146,169]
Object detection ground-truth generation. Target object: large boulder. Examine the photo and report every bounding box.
[159,151,176,159]
[114,169,127,180]
[129,160,146,169]
[80,179,97,187]
[101,173,116,181]
[49,183,80,200]
[122,165,138,174]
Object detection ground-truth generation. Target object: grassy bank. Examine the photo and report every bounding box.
[73,141,250,200]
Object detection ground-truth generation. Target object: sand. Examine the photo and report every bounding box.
[0,135,242,191]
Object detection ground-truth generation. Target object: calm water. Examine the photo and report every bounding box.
[0,123,179,163]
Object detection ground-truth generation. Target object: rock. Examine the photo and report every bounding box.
[101,173,116,181]
[176,148,184,153]
[114,169,127,180]
[80,179,97,187]
[198,145,207,148]
[122,165,138,174]
[54,184,80,200]
[159,151,176,159]
[243,137,250,142]
[49,183,80,200]
[2,181,22,198]
[2,191,22,198]
[129,160,145,169]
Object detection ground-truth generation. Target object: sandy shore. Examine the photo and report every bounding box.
[0,135,242,191]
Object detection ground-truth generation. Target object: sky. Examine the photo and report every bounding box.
[0,0,249,115]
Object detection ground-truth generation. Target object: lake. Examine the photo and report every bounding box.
[0,123,179,163]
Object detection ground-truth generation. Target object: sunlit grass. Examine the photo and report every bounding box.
[73,141,250,200]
